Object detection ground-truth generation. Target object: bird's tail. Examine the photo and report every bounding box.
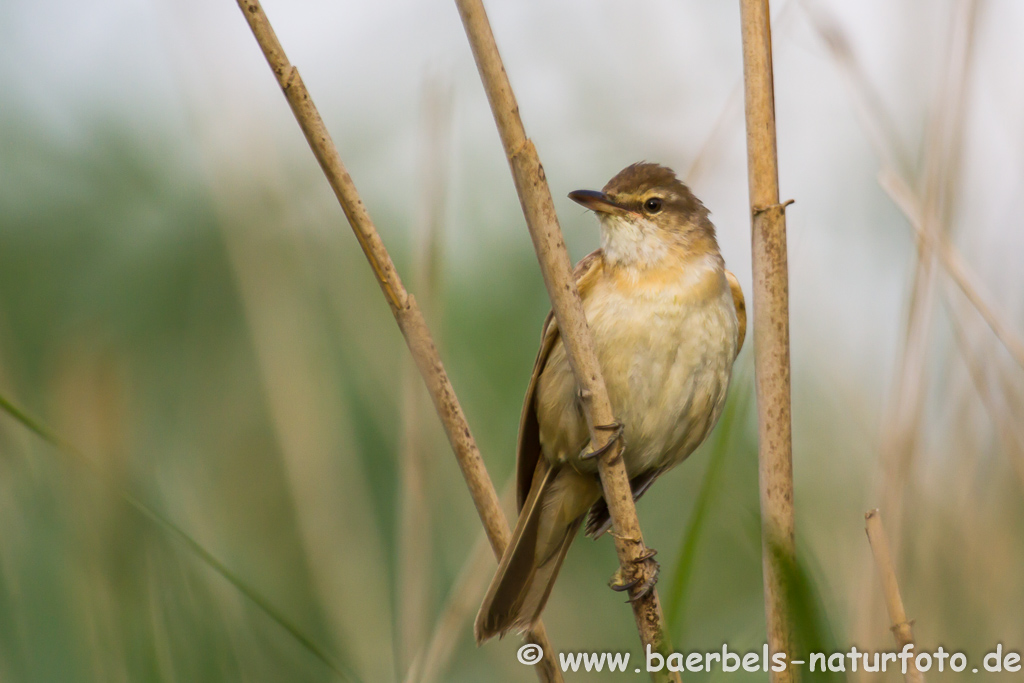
[474,461,599,643]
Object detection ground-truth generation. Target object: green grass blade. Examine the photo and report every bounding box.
[766,536,847,683]
[0,391,363,683]
[665,371,752,642]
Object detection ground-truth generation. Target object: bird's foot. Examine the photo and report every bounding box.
[580,422,624,461]
[608,547,660,602]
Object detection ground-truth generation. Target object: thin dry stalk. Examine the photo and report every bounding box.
[398,370,432,677]
[864,510,925,683]
[878,260,935,533]
[233,2,562,680]
[685,0,796,189]
[830,10,982,668]
[412,479,516,683]
[398,76,453,678]
[878,170,1024,371]
[806,4,985,670]
[944,296,1024,488]
[738,2,797,680]
[452,0,677,675]
[221,215,395,680]
[684,83,744,189]
[800,0,909,175]
[802,2,934,560]
[878,0,980,537]
[413,532,493,683]
[879,0,982,532]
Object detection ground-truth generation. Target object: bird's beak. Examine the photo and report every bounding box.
[568,189,633,216]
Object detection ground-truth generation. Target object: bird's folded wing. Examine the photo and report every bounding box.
[725,269,746,358]
[515,249,605,509]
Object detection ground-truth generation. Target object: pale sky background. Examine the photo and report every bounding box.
[4,0,1022,459]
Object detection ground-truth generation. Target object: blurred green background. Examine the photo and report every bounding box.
[0,0,1022,681]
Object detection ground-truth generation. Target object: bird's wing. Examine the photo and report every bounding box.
[515,249,605,509]
[725,270,746,358]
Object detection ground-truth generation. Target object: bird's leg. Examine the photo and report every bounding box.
[607,541,660,602]
[577,412,657,599]
[579,421,624,461]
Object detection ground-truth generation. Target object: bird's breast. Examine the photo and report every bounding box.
[535,261,739,478]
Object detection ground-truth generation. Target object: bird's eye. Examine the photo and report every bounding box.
[644,197,663,213]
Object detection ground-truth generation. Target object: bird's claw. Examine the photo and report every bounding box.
[580,422,624,460]
[635,547,657,563]
[607,547,660,602]
[608,567,639,593]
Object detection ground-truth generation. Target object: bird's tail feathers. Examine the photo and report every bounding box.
[474,462,592,643]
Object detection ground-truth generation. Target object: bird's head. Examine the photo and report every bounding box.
[568,162,720,269]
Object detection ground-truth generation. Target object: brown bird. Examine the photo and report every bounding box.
[474,162,746,643]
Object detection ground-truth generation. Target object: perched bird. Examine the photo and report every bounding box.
[474,162,746,643]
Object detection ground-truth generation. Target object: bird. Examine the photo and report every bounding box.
[474,162,746,644]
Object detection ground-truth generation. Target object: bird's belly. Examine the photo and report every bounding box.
[536,276,738,478]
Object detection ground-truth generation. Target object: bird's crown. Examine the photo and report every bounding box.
[601,162,708,223]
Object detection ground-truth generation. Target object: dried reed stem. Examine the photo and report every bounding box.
[878,170,1024,371]
[800,0,909,176]
[233,2,562,680]
[877,0,980,544]
[807,6,983,671]
[414,532,493,683]
[413,478,516,683]
[944,297,1024,488]
[685,0,797,189]
[453,0,678,675]
[738,2,797,680]
[221,217,395,679]
[864,510,925,683]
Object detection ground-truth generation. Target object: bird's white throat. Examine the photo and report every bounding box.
[599,215,670,268]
